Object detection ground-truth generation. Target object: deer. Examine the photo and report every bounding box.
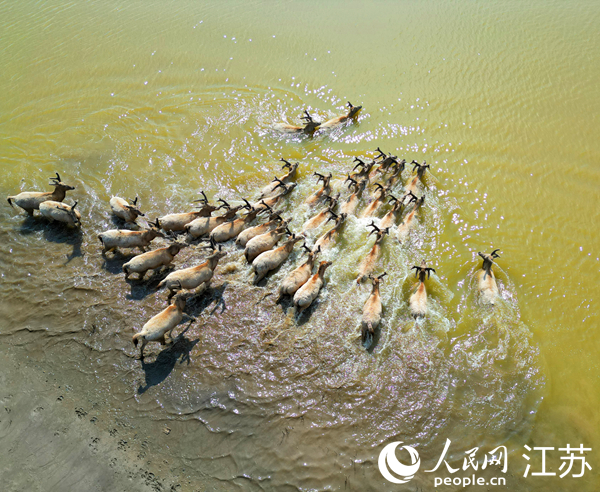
[7,172,75,215]
[379,195,405,230]
[409,261,436,319]
[259,159,299,199]
[244,221,291,263]
[109,196,144,224]
[251,234,304,285]
[305,172,333,207]
[477,249,501,305]
[210,201,263,243]
[356,222,389,283]
[361,182,391,218]
[122,241,185,280]
[301,193,339,233]
[39,200,81,227]
[319,102,362,129]
[351,158,376,181]
[293,260,332,313]
[184,200,243,239]
[362,272,387,349]
[340,176,367,216]
[159,201,220,232]
[273,110,321,135]
[254,182,297,211]
[132,293,189,359]
[313,211,347,252]
[373,148,404,176]
[278,159,299,181]
[98,218,164,254]
[384,159,407,188]
[405,160,430,197]
[276,244,321,302]
[157,242,226,302]
[235,211,284,248]
[397,195,424,243]
[191,191,222,214]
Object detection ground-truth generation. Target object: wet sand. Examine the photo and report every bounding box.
[0,349,178,492]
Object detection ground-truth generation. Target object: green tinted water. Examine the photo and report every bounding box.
[1,1,599,490]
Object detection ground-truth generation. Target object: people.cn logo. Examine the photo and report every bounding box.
[378,442,421,484]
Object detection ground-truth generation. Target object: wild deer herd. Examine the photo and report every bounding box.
[6,103,503,354]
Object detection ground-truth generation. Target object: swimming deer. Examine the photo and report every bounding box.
[305,173,333,207]
[293,260,332,313]
[235,211,284,247]
[252,234,304,285]
[362,272,387,349]
[274,110,321,135]
[7,172,75,215]
[405,160,430,196]
[110,196,144,224]
[191,191,222,215]
[259,159,299,199]
[159,201,221,232]
[477,249,501,305]
[379,195,405,230]
[373,148,403,176]
[351,158,376,181]
[132,293,188,359]
[244,221,290,263]
[319,102,362,129]
[39,200,81,227]
[301,193,339,233]
[277,245,320,301]
[409,261,436,319]
[397,195,424,243]
[361,183,390,218]
[340,176,367,215]
[384,159,407,188]
[254,182,297,211]
[313,211,347,252]
[356,223,389,283]
[122,242,185,280]
[98,218,164,254]
[279,159,299,181]
[184,201,243,239]
[210,201,263,243]
[157,244,226,301]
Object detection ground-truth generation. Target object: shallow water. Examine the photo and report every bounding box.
[1,1,599,490]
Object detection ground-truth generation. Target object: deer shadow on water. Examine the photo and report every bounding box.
[123,266,175,301]
[184,281,229,318]
[294,298,324,326]
[138,324,199,394]
[18,215,84,263]
[274,294,297,316]
[109,215,142,230]
[364,325,383,354]
[100,250,136,275]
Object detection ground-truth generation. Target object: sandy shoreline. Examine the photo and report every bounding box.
[0,349,180,492]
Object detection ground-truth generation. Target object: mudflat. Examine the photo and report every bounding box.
[0,349,176,492]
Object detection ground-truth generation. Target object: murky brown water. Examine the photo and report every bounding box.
[1,1,599,490]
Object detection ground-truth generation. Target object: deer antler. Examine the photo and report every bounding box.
[301,110,313,122]
[217,198,231,210]
[353,157,366,171]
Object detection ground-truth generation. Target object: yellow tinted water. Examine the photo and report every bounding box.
[1,1,599,490]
